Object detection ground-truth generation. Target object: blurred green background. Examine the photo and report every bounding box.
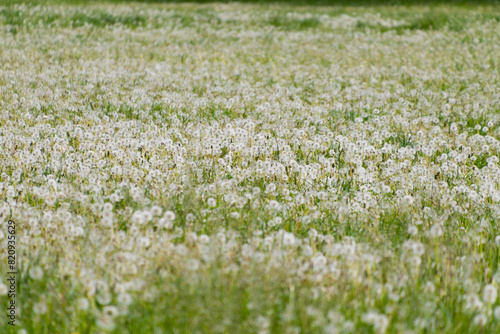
[3,0,500,6]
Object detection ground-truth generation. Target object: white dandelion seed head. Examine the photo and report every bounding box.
[208,198,217,208]
[29,266,44,281]
[483,284,498,304]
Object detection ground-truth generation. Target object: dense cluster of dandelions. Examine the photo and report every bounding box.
[0,2,500,333]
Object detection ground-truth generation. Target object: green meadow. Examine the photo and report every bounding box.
[1,0,500,333]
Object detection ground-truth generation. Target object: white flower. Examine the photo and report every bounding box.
[283,232,295,246]
[199,235,210,244]
[473,313,488,327]
[96,316,115,331]
[494,306,500,320]
[111,165,122,175]
[429,224,443,238]
[97,292,112,305]
[269,200,280,210]
[103,306,119,318]
[29,266,44,281]
[131,211,144,225]
[407,225,418,236]
[151,205,162,216]
[208,198,217,208]
[164,211,176,221]
[265,183,276,193]
[0,283,8,295]
[402,195,414,206]
[483,284,497,304]
[117,293,132,306]
[495,235,500,245]
[138,237,150,248]
[77,298,90,310]
[363,311,389,333]
[186,259,200,271]
[302,215,312,225]
[33,302,47,315]
[142,211,153,223]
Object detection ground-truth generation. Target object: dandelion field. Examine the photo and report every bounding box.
[1,0,500,333]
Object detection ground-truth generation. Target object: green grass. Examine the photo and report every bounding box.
[1,0,500,333]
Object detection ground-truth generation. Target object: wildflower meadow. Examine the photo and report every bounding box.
[1,0,500,333]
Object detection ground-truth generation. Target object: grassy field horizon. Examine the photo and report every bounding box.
[1,0,500,333]
[2,0,500,7]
